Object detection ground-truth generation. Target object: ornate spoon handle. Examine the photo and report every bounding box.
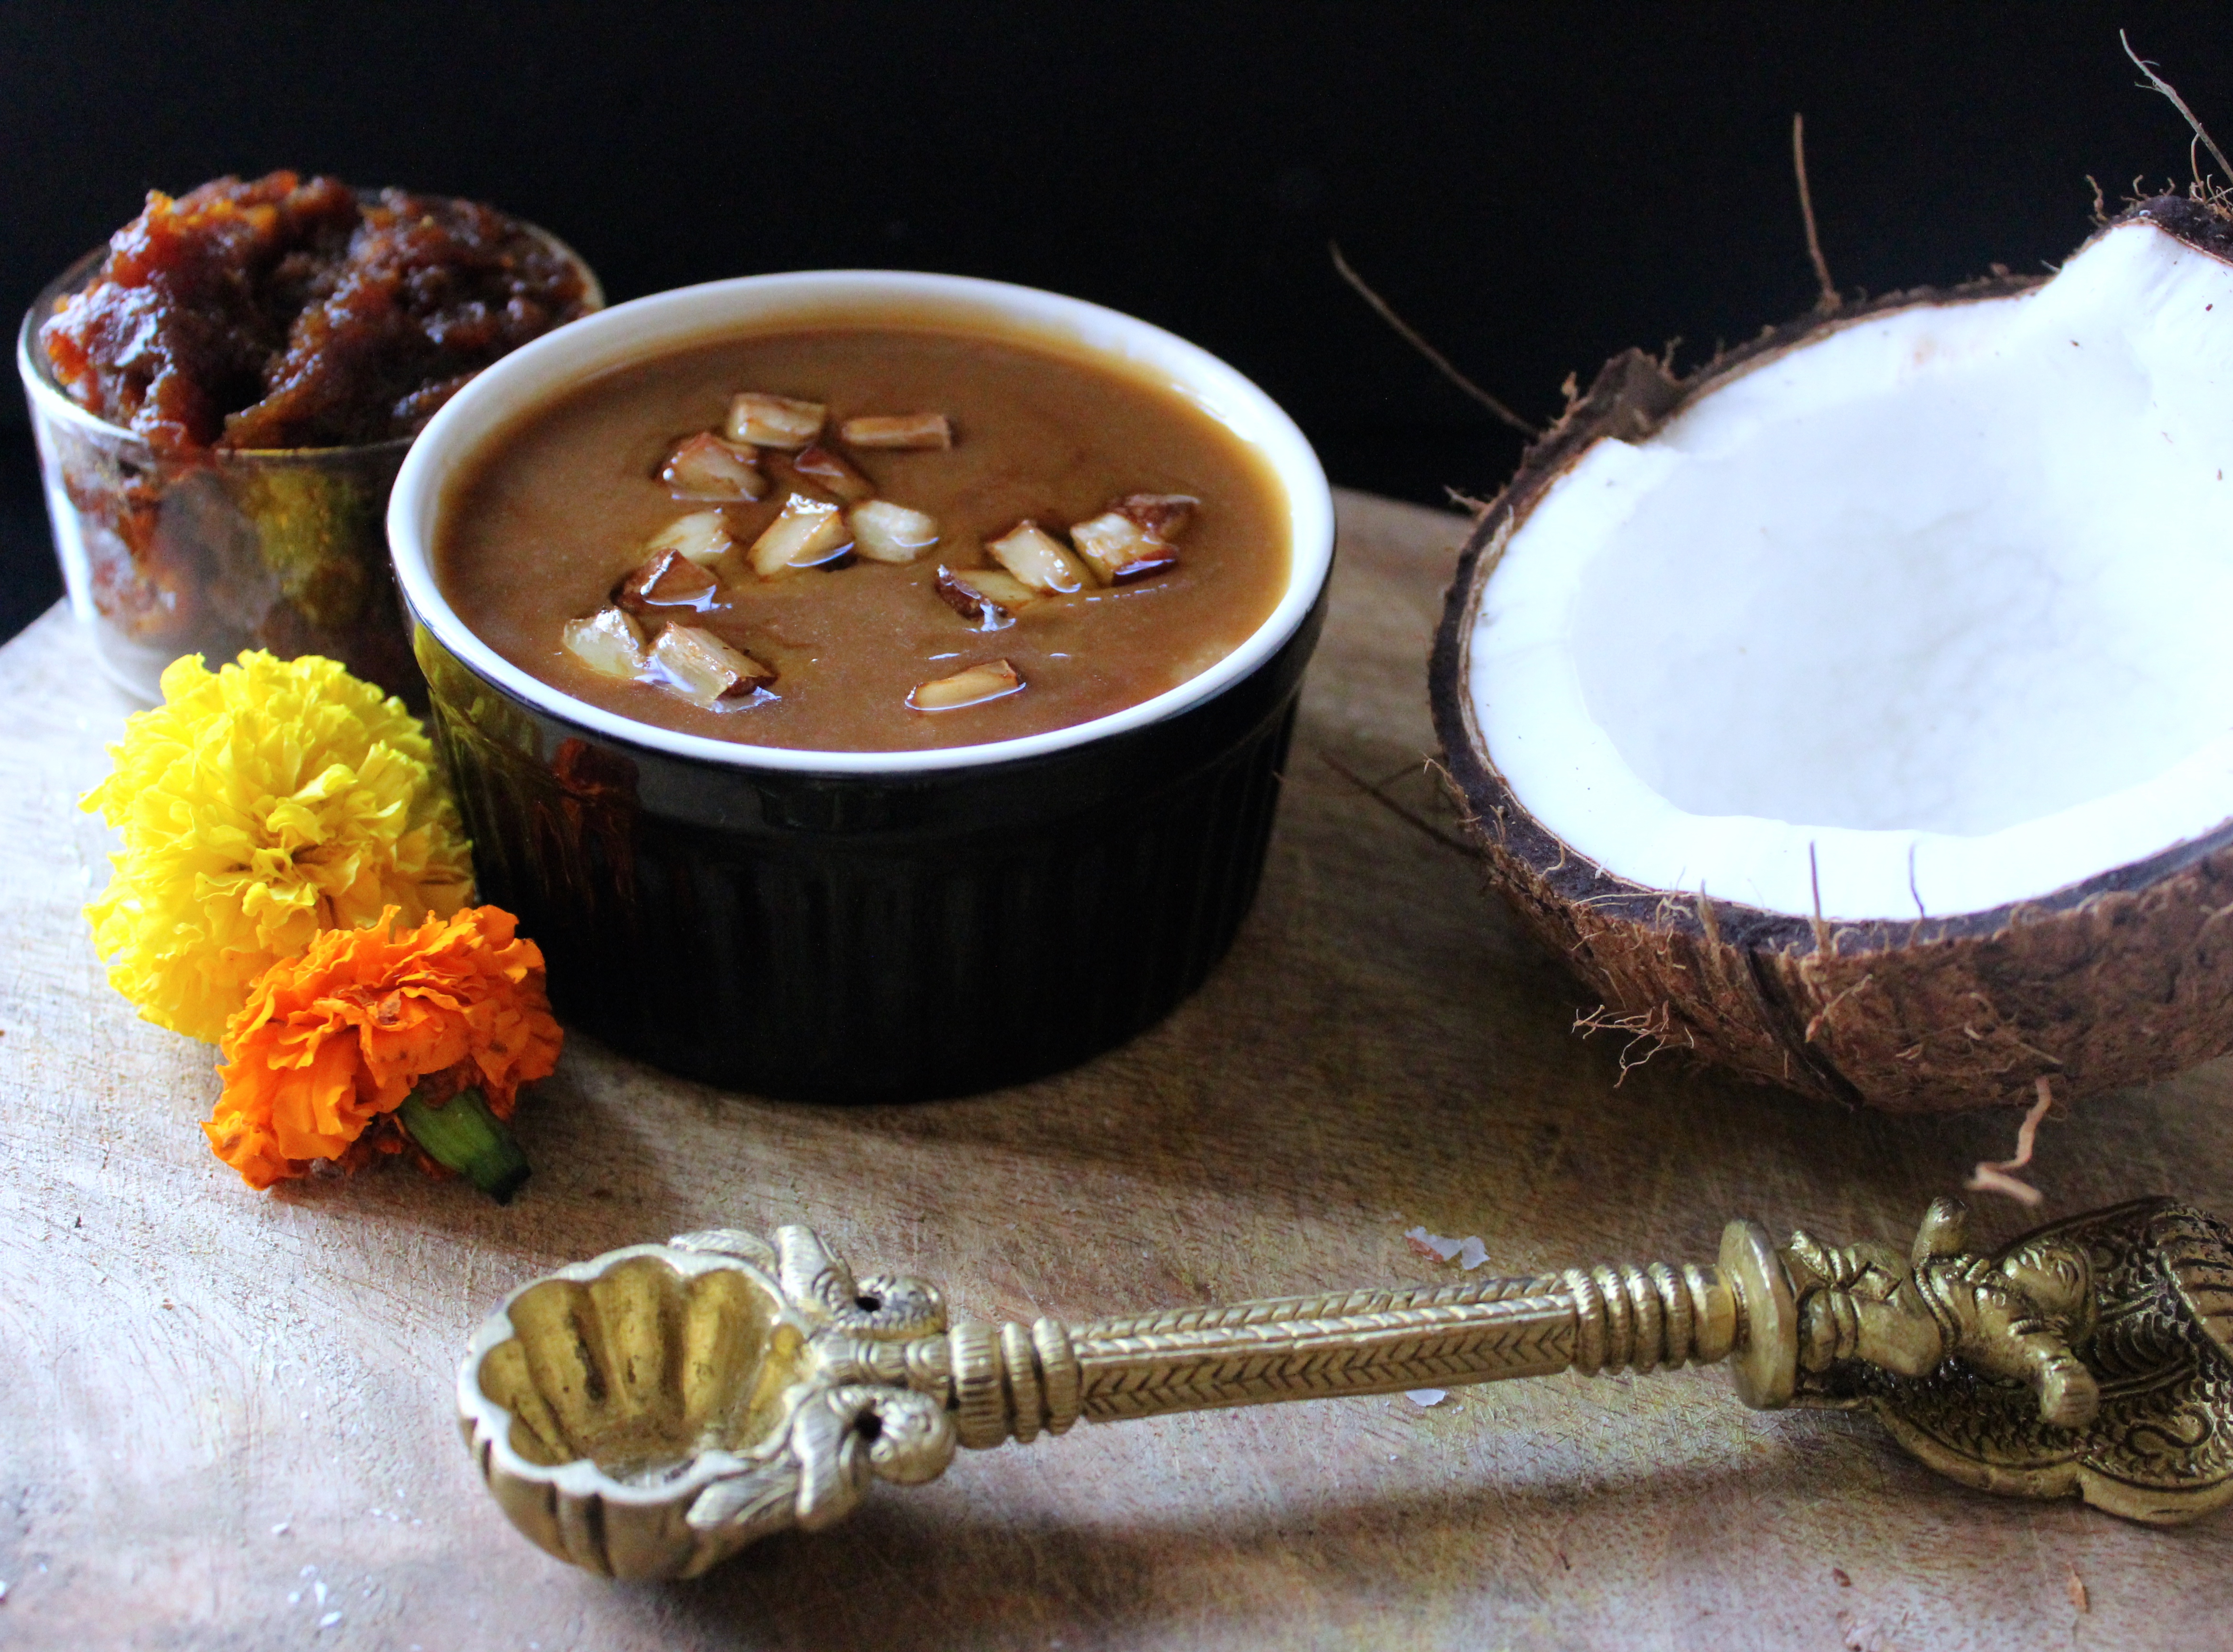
[999,1261,1728,1434]
[946,1221,1788,1446]
[459,1197,2233,1579]
[1070,1272,1620,1418]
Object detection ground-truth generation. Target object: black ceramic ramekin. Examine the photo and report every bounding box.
[389,272,1335,1100]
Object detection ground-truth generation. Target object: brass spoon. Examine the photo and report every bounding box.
[457,1196,2233,1579]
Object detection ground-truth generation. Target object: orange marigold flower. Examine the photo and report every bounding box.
[206,904,563,1191]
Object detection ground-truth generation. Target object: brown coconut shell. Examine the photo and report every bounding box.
[1430,195,2233,1114]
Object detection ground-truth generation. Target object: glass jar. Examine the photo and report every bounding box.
[17,234,601,705]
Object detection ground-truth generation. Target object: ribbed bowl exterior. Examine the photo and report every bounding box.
[415,594,1323,1100]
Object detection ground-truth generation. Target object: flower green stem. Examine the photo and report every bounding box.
[397,1086,531,1204]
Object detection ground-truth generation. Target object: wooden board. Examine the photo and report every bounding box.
[3,489,2231,1650]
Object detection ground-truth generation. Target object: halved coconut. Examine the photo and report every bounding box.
[1432,195,2233,1112]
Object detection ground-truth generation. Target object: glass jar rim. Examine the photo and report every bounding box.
[16,212,604,461]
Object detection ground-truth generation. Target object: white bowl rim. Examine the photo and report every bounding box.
[388,269,1335,776]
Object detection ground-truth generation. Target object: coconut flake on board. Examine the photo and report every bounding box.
[1403,1226,1489,1270]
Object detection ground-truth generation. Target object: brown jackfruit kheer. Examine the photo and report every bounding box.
[434,326,1291,752]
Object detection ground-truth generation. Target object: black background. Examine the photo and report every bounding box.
[3,4,2228,645]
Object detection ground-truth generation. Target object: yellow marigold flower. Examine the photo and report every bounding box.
[82,651,474,1043]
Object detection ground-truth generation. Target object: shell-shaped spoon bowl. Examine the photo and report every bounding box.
[459,1232,808,1577]
[459,1227,958,1578]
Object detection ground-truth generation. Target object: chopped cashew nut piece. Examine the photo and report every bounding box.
[645,509,738,566]
[644,624,776,709]
[987,521,1087,594]
[748,494,851,577]
[561,607,647,681]
[1069,510,1179,584]
[791,445,876,503]
[661,433,766,500]
[839,413,953,449]
[934,564,1035,630]
[849,500,942,563]
[908,658,1023,711]
[1117,492,1197,539]
[617,548,721,614]
[725,392,826,449]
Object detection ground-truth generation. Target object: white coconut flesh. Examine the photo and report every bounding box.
[1468,219,2233,923]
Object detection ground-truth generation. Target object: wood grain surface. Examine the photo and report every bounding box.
[3,490,2231,1651]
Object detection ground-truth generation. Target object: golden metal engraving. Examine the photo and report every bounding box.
[1801,1198,2233,1525]
[457,1198,2233,1577]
